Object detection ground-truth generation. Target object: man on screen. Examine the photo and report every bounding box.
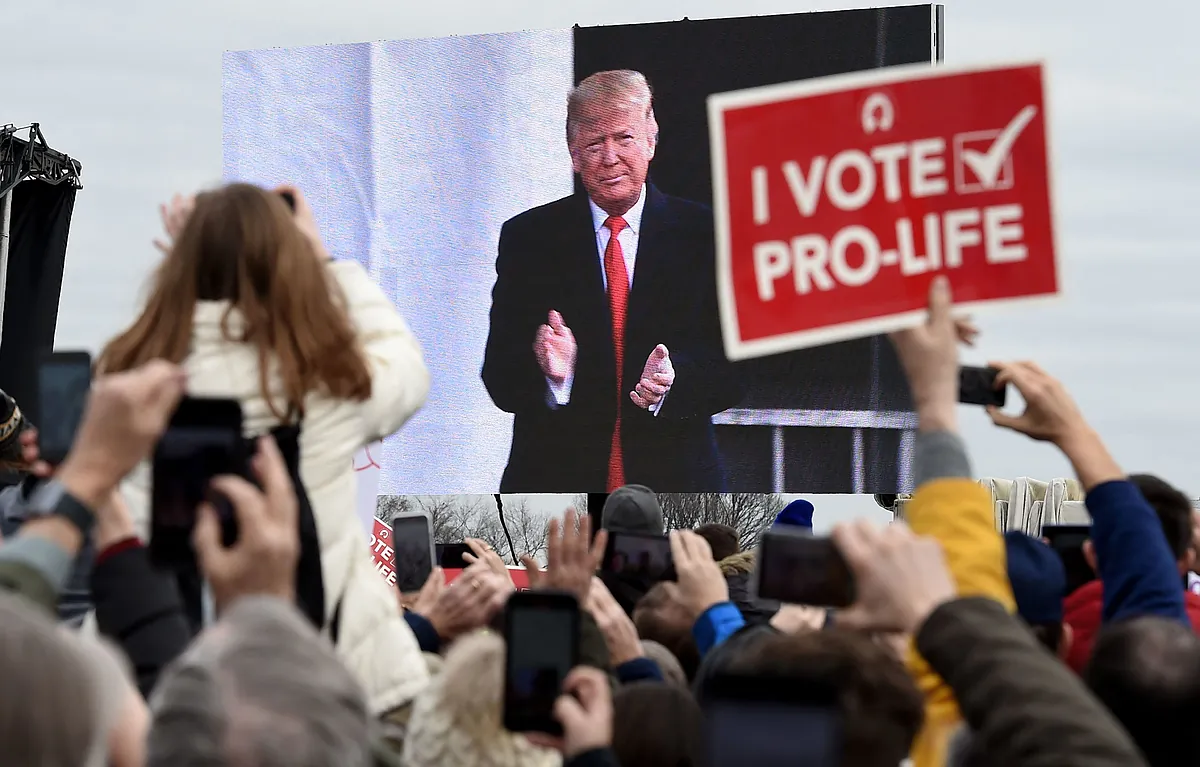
[482,70,741,492]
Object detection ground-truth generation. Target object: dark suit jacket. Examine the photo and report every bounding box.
[481,185,742,492]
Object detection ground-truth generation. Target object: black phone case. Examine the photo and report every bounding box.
[959,366,1007,408]
[502,591,580,736]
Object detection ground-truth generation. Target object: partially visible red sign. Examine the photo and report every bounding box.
[368,518,537,591]
[369,518,397,587]
[444,566,533,591]
[708,61,1059,360]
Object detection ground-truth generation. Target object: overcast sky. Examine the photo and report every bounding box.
[8,0,1198,527]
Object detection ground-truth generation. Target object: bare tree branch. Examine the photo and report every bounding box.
[655,493,786,550]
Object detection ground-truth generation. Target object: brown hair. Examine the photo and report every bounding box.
[695,523,740,562]
[99,184,371,419]
[633,582,701,680]
[717,629,924,767]
[612,682,705,767]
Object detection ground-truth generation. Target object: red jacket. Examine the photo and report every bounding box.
[1063,580,1200,674]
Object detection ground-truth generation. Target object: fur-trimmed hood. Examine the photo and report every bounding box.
[719,550,757,576]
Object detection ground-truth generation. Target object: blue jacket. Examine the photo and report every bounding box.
[1088,480,1188,625]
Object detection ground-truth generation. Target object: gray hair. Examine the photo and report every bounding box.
[147,596,372,767]
[566,69,659,146]
[0,591,129,767]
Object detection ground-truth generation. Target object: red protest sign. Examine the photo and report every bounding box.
[708,62,1059,360]
[369,518,397,588]
[444,566,534,591]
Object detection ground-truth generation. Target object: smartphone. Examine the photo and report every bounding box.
[392,512,435,592]
[601,530,674,582]
[754,528,856,608]
[503,590,580,735]
[702,672,842,767]
[149,397,246,570]
[959,365,1007,407]
[437,542,472,570]
[279,190,296,211]
[1042,524,1095,596]
[35,351,93,465]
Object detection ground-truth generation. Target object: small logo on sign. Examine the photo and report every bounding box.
[862,92,894,134]
[953,105,1038,194]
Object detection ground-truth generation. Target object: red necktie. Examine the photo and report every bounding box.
[603,216,630,491]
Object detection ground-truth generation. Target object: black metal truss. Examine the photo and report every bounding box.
[0,124,83,199]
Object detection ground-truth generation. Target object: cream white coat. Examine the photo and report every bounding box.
[119,260,432,714]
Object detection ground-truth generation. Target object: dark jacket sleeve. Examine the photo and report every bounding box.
[91,541,192,699]
[564,748,621,767]
[615,657,663,684]
[1087,480,1188,625]
[403,610,441,654]
[481,219,554,416]
[916,596,1146,767]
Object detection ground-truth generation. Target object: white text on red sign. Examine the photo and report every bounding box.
[751,106,1037,301]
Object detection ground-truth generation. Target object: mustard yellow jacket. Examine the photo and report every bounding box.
[904,479,1016,767]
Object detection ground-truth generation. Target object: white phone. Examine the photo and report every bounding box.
[391,511,435,592]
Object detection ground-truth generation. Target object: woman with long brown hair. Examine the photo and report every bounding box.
[100,183,431,713]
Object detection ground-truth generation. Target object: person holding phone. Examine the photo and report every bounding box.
[95,184,432,716]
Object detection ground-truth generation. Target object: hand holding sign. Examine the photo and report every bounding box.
[630,344,674,410]
[535,310,576,384]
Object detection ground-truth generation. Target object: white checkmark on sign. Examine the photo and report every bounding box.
[959,106,1038,190]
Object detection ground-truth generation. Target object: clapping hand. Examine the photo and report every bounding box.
[630,344,674,410]
[535,311,577,385]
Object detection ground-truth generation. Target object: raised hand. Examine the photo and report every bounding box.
[987,361,1089,446]
[192,436,300,614]
[522,507,606,603]
[152,193,196,255]
[274,185,332,261]
[668,530,729,620]
[534,310,577,385]
[586,577,644,665]
[630,343,674,410]
[832,519,956,634]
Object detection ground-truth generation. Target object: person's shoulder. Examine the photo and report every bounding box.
[652,188,714,224]
[501,194,585,233]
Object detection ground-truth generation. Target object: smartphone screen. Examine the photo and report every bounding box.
[755,529,856,607]
[602,531,674,582]
[392,513,434,593]
[36,351,92,465]
[504,591,580,735]
[959,365,1007,408]
[437,542,472,570]
[150,398,244,570]
[704,675,841,767]
[1042,525,1095,596]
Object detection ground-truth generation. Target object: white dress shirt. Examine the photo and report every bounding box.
[546,186,664,415]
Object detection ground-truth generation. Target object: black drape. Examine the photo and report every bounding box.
[0,180,75,418]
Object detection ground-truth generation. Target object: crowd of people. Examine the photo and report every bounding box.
[0,179,1196,767]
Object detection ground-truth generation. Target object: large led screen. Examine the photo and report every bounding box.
[223,5,941,494]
